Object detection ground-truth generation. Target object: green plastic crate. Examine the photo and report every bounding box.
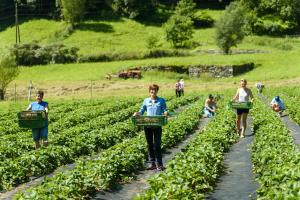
[17,111,47,128]
[131,116,167,127]
[228,101,253,109]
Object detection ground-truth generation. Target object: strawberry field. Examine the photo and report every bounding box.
[0,88,300,200]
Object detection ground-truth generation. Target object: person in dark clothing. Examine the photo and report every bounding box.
[134,84,168,171]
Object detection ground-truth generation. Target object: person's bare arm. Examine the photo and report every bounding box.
[26,104,32,111]
[45,104,49,117]
[232,89,239,101]
[248,89,254,101]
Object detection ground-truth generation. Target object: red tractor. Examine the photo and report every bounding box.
[118,70,142,79]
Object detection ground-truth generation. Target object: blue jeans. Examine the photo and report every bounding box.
[32,125,48,141]
[144,127,163,165]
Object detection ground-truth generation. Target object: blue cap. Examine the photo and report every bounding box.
[275,96,279,101]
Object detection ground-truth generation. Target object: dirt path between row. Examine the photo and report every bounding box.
[206,117,258,200]
[0,102,195,200]
[92,118,211,200]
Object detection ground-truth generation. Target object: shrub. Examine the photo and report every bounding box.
[253,18,297,35]
[164,14,194,48]
[0,55,18,100]
[146,35,161,50]
[193,12,214,28]
[61,0,86,25]
[78,49,190,63]
[108,0,154,19]
[10,43,79,66]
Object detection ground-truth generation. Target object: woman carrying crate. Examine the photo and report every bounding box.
[134,84,167,171]
[232,79,254,138]
[26,90,49,149]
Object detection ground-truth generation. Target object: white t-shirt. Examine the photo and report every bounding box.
[238,88,250,102]
[179,81,184,89]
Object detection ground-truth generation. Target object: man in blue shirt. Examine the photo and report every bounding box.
[27,90,49,149]
[134,84,167,171]
[270,96,285,117]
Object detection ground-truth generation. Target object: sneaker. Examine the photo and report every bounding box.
[146,162,156,170]
[156,165,165,171]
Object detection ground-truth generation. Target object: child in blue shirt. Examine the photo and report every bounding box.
[27,90,49,149]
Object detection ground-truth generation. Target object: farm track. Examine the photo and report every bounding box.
[206,117,258,200]
[0,97,196,200]
[91,118,211,200]
[259,94,300,149]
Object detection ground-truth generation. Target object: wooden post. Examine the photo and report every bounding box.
[90,80,93,99]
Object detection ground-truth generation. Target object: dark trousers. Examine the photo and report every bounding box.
[176,90,181,97]
[144,127,163,165]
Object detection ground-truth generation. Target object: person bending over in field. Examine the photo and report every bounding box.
[134,84,168,171]
[27,90,49,149]
[232,79,254,138]
[203,94,217,118]
[255,82,264,94]
[270,96,285,117]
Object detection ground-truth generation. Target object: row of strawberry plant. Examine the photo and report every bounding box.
[0,94,191,161]
[15,98,205,199]
[0,95,188,160]
[0,97,139,138]
[136,101,237,199]
[251,99,300,199]
[0,97,143,158]
[0,99,105,136]
[0,95,196,191]
[264,86,300,125]
[0,104,139,162]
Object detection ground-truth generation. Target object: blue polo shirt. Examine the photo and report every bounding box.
[29,101,48,111]
[139,97,167,116]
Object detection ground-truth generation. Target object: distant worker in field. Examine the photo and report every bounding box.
[255,82,264,94]
[175,80,182,97]
[179,79,185,96]
[134,84,167,171]
[232,79,254,138]
[203,94,217,118]
[26,90,49,149]
[270,96,285,117]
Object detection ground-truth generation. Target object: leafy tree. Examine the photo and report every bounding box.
[215,1,247,54]
[164,0,195,48]
[108,0,154,19]
[239,0,300,25]
[165,15,194,48]
[61,0,86,25]
[174,0,196,18]
[0,56,19,100]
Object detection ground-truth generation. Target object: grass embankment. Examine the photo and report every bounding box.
[0,9,300,105]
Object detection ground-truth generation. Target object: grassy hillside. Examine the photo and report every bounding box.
[0,8,299,105]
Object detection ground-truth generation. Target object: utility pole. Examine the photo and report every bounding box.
[15,1,20,44]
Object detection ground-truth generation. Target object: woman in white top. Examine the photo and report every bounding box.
[232,79,254,138]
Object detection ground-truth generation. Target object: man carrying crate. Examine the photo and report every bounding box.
[26,90,49,149]
[134,84,167,171]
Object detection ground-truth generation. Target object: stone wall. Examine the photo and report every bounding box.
[131,63,254,78]
[189,63,254,78]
